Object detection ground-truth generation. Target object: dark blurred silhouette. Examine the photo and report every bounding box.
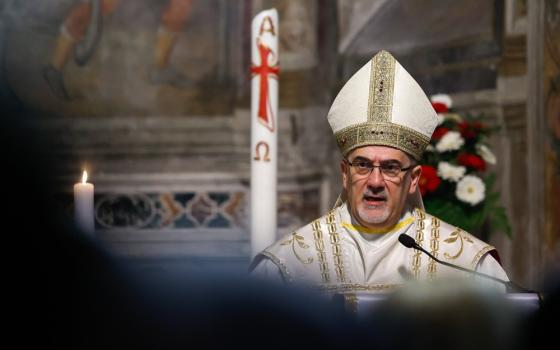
[361,280,527,350]
[522,274,560,349]
[3,105,141,348]
[3,103,360,349]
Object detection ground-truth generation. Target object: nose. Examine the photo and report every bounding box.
[366,166,385,188]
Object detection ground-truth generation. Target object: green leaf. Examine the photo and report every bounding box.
[484,173,496,190]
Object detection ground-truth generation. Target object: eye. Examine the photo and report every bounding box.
[384,163,400,171]
[381,163,401,174]
[356,161,371,169]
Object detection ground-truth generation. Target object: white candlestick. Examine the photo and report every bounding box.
[250,9,279,258]
[74,171,95,236]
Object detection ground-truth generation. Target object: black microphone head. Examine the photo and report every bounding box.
[398,234,417,249]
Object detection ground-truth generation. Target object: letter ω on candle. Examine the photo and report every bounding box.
[74,171,95,235]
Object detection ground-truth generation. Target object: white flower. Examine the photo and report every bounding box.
[425,144,435,152]
[437,162,466,182]
[431,94,453,125]
[476,144,496,165]
[456,175,485,206]
[435,131,464,152]
[430,94,453,108]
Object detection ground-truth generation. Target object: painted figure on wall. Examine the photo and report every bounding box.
[43,0,194,100]
[278,0,316,70]
[1,0,233,116]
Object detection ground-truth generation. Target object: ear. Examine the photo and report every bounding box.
[408,164,422,195]
[340,160,349,191]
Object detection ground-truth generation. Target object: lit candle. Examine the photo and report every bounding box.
[74,171,94,236]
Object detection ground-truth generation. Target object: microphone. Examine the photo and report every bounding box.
[398,234,533,293]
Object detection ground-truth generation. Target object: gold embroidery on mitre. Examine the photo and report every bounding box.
[335,121,430,161]
[368,50,395,123]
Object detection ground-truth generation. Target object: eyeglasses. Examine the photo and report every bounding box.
[344,158,414,178]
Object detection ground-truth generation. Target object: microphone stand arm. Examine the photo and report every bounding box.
[413,245,533,293]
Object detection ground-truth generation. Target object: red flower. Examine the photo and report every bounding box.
[458,153,486,171]
[432,127,449,141]
[458,121,484,139]
[419,165,441,196]
[432,102,449,114]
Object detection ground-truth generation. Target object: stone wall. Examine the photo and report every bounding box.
[0,0,337,268]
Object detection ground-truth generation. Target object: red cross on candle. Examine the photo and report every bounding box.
[251,40,279,132]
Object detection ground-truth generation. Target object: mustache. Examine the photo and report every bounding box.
[363,188,387,198]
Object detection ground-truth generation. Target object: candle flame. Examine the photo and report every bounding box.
[82,171,88,184]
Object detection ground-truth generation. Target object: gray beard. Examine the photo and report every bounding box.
[356,204,390,225]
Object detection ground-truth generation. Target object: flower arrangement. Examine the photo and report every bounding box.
[419,94,512,238]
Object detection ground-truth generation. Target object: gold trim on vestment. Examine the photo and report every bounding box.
[427,216,440,280]
[327,210,346,283]
[316,283,399,292]
[261,250,293,283]
[412,209,426,278]
[344,293,359,315]
[281,232,313,265]
[443,228,474,260]
[311,219,330,284]
[471,245,496,269]
[335,121,430,160]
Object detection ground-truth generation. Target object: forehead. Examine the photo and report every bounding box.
[347,145,410,162]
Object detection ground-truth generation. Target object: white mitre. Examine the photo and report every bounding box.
[328,50,438,161]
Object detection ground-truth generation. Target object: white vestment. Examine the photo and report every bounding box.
[250,203,509,293]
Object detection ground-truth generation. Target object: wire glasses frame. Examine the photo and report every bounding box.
[344,159,414,178]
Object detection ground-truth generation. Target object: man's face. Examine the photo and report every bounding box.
[341,146,422,229]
